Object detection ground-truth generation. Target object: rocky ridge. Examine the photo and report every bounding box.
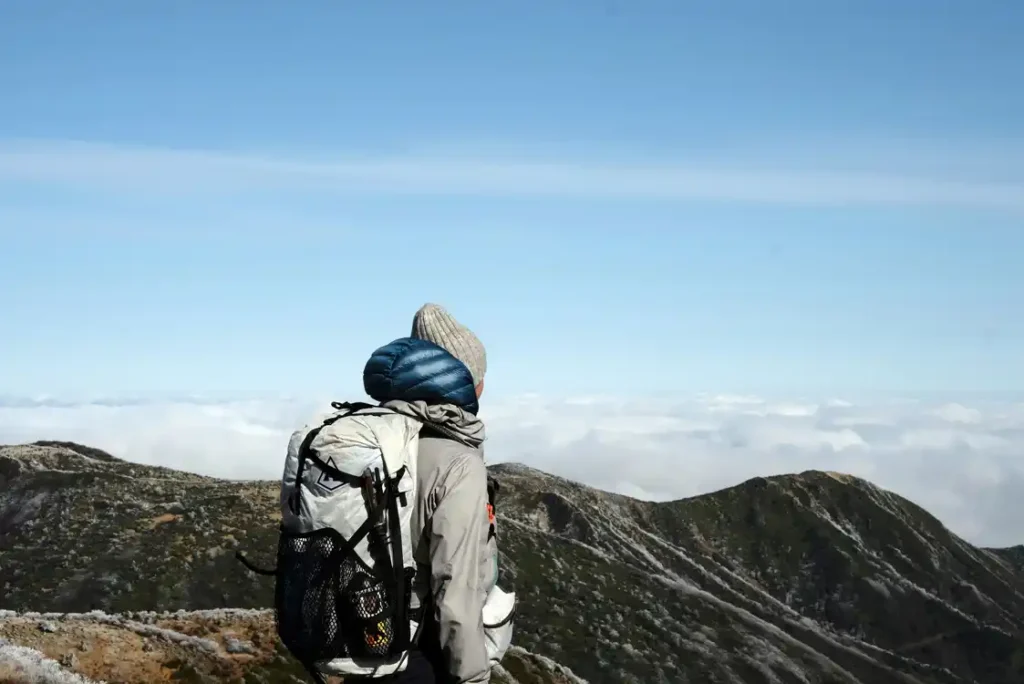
[1,441,1023,683]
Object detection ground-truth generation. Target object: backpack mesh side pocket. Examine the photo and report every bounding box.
[274,527,361,663]
[273,525,410,664]
[341,571,400,658]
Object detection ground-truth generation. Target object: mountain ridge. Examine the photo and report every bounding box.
[2,440,1023,683]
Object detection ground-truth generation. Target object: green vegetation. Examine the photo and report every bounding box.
[2,446,1023,683]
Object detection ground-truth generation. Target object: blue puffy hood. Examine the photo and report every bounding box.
[363,337,479,415]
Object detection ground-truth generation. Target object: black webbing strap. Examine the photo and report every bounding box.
[305,450,363,487]
[236,511,377,580]
[383,458,409,646]
[288,402,394,515]
[288,416,334,516]
[235,550,277,576]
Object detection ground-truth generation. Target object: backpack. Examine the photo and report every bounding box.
[236,401,516,683]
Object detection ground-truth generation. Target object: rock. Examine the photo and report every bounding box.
[224,634,257,654]
[38,620,58,633]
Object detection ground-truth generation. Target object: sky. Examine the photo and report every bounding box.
[1,2,1024,545]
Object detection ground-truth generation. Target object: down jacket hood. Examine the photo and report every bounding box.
[363,336,480,415]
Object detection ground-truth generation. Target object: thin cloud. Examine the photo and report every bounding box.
[1,393,1022,548]
[0,138,1023,211]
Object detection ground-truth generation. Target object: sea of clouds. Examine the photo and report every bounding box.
[1,393,1022,548]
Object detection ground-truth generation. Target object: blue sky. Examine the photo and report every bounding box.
[1,1,1023,400]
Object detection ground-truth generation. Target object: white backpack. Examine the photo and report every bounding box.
[236,401,515,682]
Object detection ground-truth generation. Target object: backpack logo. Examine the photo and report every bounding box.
[316,456,345,491]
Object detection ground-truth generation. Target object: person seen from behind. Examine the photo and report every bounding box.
[361,303,499,684]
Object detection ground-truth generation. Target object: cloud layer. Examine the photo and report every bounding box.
[1,393,1022,548]
[1,139,1023,211]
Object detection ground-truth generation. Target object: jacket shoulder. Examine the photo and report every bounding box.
[418,436,486,496]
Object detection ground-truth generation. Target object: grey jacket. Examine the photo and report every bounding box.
[386,399,497,684]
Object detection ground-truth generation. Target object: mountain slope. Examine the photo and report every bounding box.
[2,441,1023,683]
[492,464,1024,683]
[990,546,1024,572]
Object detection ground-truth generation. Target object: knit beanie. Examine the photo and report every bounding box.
[410,303,487,388]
